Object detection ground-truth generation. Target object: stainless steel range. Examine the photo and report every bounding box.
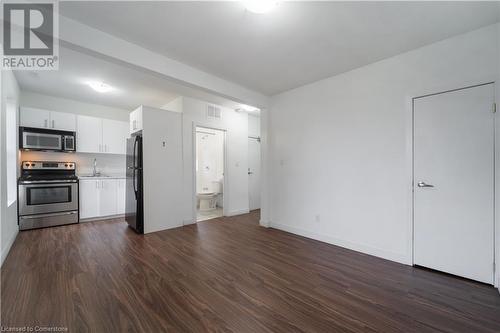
[18,161,79,230]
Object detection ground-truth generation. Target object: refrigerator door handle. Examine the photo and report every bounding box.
[133,136,138,197]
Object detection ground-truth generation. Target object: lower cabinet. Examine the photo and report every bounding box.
[117,179,126,214]
[79,179,126,220]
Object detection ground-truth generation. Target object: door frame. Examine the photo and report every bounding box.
[191,123,228,222]
[409,81,497,284]
[248,135,261,211]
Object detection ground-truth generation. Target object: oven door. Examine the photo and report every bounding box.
[18,181,78,216]
[22,131,62,150]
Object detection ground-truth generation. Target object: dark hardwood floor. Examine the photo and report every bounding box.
[2,210,500,332]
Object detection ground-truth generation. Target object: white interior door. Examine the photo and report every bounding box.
[414,83,495,284]
[248,137,261,210]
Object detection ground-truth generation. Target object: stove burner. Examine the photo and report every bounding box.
[19,161,77,183]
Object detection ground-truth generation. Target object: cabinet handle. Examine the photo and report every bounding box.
[99,144,102,152]
[52,120,55,128]
[44,119,48,128]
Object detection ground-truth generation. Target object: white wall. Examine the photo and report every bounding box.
[267,24,499,266]
[168,97,249,223]
[1,69,20,266]
[141,106,183,233]
[248,114,260,138]
[496,23,500,290]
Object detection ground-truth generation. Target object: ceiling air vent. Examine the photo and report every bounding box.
[207,104,222,120]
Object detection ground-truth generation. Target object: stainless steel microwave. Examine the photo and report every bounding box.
[19,127,76,152]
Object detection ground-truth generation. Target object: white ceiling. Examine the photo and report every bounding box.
[60,1,500,95]
[14,47,178,110]
[14,47,251,111]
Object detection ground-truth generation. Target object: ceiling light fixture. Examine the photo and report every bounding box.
[244,0,280,14]
[238,104,260,112]
[87,81,114,93]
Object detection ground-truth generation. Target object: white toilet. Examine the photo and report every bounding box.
[197,179,223,211]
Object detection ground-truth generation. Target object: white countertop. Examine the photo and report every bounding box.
[78,174,126,180]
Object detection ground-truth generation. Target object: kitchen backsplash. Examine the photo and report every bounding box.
[20,151,126,176]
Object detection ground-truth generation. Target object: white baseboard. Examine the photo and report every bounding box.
[145,222,183,234]
[271,222,410,265]
[1,229,19,267]
[80,214,125,223]
[183,219,196,225]
[225,209,250,217]
[259,220,270,227]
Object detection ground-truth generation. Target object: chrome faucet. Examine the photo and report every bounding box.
[92,158,99,176]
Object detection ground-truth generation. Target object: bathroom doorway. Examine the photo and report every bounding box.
[195,126,226,222]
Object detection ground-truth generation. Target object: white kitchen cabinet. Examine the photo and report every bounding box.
[130,106,143,134]
[116,179,126,214]
[20,107,50,129]
[79,178,125,220]
[77,115,103,153]
[99,179,118,216]
[102,119,129,154]
[77,115,128,154]
[20,107,76,131]
[79,179,101,219]
[49,111,76,131]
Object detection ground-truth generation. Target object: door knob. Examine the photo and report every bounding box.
[417,182,434,188]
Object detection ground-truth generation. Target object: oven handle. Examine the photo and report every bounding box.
[19,180,78,184]
[20,211,78,219]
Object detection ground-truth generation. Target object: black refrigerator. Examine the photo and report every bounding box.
[126,132,144,233]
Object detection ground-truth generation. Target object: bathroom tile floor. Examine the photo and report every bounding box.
[197,207,223,222]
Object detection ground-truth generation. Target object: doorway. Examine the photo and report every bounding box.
[248,136,261,210]
[413,83,495,284]
[195,127,225,222]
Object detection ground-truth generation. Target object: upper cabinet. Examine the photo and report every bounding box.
[77,115,102,153]
[20,107,76,131]
[20,107,128,155]
[49,111,77,131]
[102,119,129,154]
[130,106,143,134]
[77,115,128,154]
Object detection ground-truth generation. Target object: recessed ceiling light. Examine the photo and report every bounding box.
[87,81,114,93]
[244,0,280,14]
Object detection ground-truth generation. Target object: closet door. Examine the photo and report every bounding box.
[413,84,495,284]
